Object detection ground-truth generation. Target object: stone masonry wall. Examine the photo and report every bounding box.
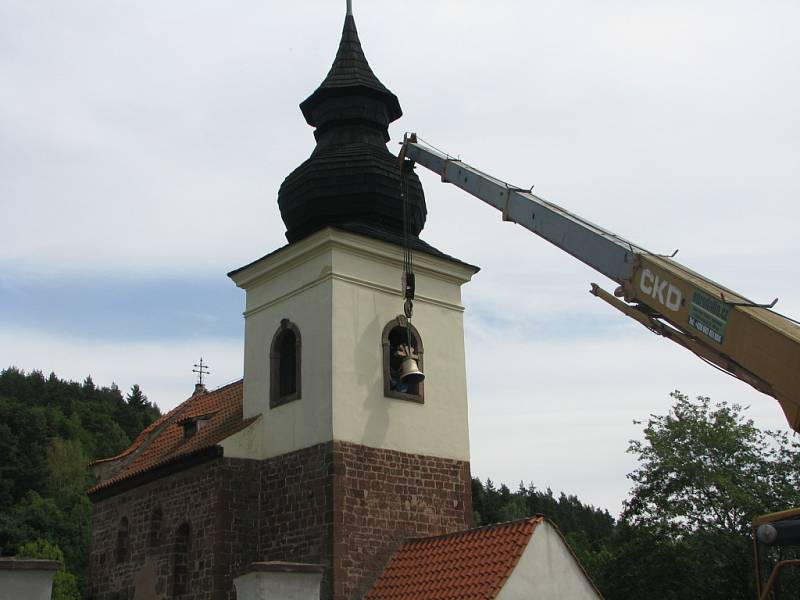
[258,443,335,599]
[89,457,261,600]
[91,443,470,600]
[331,442,472,600]
[256,441,471,600]
[213,458,262,600]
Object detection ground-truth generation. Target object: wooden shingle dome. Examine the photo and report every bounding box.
[278,14,427,244]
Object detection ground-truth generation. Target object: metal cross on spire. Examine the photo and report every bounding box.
[346,0,352,16]
[192,357,210,386]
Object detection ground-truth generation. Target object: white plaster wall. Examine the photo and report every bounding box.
[229,228,476,461]
[219,416,263,458]
[330,244,472,461]
[233,236,334,459]
[496,521,601,600]
[234,570,322,600]
[0,569,57,600]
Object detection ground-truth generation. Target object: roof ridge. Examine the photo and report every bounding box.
[90,378,245,465]
[486,518,543,598]
[88,381,249,496]
[402,515,543,545]
[207,377,244,394]
[90,402,184,465]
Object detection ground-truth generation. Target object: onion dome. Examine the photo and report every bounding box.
[278,13,427,244]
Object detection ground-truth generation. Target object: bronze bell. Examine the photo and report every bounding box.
[397,344,425,384]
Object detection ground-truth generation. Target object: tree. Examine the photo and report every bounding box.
[45,438,88,497]
[17,539,81,600]
[624,391,800,533]
[618,391,800,599]
[120,383,160,439]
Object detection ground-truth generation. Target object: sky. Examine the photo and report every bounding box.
[2,0,799,514]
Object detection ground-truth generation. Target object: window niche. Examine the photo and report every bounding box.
[148,506,162,548]
[382,316,424,403]
[270,318,301,408]
[115,516,129,564]
[171,522,191,596]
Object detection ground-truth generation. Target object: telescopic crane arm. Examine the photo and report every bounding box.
[399,134,800,433]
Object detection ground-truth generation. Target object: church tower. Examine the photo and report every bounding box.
[86,7,477,600]
[222,7,478,599]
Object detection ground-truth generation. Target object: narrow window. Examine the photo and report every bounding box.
[149,506,162,548]
[382,316,424,402]
[171,522,191,596]
[270,319,302,408]
[278,330,297,397]
[115,517,129,564]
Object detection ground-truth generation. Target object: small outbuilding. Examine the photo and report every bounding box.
[366,516,603,600]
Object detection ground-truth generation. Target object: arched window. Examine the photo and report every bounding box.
[382,316,424,402]
[115,517,129,564]
[171,522,191,596]
[270,319,301,408]
[148,506,162,548]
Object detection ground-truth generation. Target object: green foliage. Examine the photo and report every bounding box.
[607,391,800,600]
[18,538,65,561]
[471,477,615,546]
[0,367,161,597]
[624,391,800,535]
[17,539,81,600]
[46,438,89,497]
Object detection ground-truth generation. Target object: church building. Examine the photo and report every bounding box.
[87,8,601,600]
[88,8,476,600]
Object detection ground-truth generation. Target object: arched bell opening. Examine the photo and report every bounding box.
[382,316,424,403]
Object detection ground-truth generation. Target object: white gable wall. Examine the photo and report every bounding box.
[496,521,602,600]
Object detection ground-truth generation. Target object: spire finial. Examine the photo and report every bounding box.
[346,0,352,16]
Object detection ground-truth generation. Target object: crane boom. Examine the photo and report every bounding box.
[400,134,800,433]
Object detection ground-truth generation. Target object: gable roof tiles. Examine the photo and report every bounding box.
[366,516,542,600]
[88,380,254,495]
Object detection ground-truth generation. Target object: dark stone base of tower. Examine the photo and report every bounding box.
[89,442,471,600]
[328,443,472,600]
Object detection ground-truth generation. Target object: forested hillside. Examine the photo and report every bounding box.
[0,367,160,598]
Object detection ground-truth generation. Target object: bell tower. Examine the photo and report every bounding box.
[223,7,478,599]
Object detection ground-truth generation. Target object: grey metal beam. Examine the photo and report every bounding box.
[404,141,645,283]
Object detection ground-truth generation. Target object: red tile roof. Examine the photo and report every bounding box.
[366,516,542,600]
[88,379,256,494]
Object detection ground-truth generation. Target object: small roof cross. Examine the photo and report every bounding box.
[192,357,210,386]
